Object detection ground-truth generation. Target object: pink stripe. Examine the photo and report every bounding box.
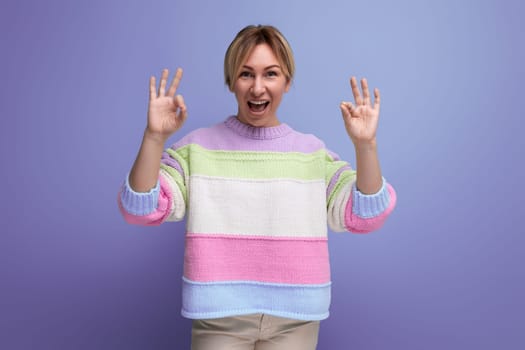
[186,233,326,241]
[184,235,330,284]
[118,176,173,226]
[344,183,397,233]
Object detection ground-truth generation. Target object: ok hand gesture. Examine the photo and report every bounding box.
[147,68,187,140]
[340,77,380,147]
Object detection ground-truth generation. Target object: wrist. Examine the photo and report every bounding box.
[143,128,169,145]
[353,138,377,152]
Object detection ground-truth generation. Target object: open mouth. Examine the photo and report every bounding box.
[247,100,270,113]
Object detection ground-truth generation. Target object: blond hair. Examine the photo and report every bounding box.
[224,25,295,91]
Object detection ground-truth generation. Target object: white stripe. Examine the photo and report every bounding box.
[327,181,353,232]
[188,175,327,237]
[160,169,186,222]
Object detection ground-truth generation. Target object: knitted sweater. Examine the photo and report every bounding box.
[118,116,396,321]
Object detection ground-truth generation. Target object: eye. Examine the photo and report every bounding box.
[266,70,278,77]
[239,71,253,78]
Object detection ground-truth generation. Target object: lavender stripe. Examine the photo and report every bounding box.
[326,149,341,161]
[161,152,185,176]
[326,165,352,197]
[169,117,327,153]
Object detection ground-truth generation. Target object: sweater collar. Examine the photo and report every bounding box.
[224,116,292,140]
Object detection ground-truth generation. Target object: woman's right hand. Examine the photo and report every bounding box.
[146,68,187,141]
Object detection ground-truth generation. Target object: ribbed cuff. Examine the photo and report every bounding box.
[352,178,391,218]
[119,174,160,216]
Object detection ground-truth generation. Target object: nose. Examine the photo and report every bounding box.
[250,76,265,96]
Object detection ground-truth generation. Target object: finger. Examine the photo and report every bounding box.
[167,68,183,97]
[373,88,381,112]
[175,94,187,122]
[361,78,371,106]
[340,101,354,119]
[149,76,156,100]
[350,77,362,106]
[158,68,169,96]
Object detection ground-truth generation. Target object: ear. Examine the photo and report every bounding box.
[285,79,292,93]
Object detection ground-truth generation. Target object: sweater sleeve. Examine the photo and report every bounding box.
[117,146,188,226]
[325,150,396,233]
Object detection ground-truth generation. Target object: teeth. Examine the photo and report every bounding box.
[250,101,267,105]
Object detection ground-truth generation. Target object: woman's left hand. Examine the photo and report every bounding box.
[340,77,380,146]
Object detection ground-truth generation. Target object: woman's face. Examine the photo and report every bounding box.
[232,43,291,127]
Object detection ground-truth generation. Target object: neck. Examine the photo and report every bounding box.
[225,116,291,140]
[236,114,280,128]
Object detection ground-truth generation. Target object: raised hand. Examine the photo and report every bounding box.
[340,77,380,147]
[147,68,187,140]
[128,68,187,192]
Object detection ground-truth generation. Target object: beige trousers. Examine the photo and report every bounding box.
[191,313,320,350]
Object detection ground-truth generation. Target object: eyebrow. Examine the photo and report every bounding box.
[242,64,282,70]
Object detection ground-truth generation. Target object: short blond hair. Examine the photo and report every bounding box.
[224,25,295,91]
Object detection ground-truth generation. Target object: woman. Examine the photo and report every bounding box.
[119,25,396,350]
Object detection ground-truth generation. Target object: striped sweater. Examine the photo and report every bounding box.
[118,116,396,321]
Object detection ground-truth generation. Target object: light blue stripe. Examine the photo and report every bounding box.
[119,174,160,215]
[352,177,391,218]
[181,278,331,321]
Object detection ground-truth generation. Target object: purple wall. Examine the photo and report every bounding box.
[1,0,524,349]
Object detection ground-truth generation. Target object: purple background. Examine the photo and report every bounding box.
[1,0,524,349]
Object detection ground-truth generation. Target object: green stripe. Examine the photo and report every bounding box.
[167,144,330,180]
[325,157,356,203]
[325,160,348,184]
[165,147,190,177]
[327,169,356,206]
[160,163,187,203]
[162,147,191,205]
